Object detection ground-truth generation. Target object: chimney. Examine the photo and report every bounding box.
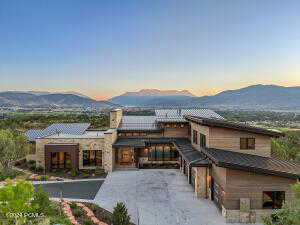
[110,109,123,129]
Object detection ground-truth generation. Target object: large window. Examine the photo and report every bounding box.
[192,130,198,144]
[148,144,179,161]
[50,152,71,169]
[240,138,255,150]
[83,150,102,167]
[200,134,206,148]
[263,191,285,209]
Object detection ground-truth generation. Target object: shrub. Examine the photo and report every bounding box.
[0,169,22,181]
[89,204,100,212]
[35,165,44,173]
[28,164,36,172]
[112,202,131,225]
[83,219,93,225]
[32,185,53,216]
[73,208,83,217]
[40,175,49,181]
[95,166,105,176]
[50,217,73,225]
[71,168,78,177]
[70,202,78,210]
[27,160,36,165]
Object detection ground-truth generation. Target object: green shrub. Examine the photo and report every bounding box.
[95,166,105,176]
[70,202,78,210]
[27,160,36,165]
[50,217,73,225]
[83,219,93,225]
[0,169,22,181]
[40,175,49,181]
[71,168,78,177]
[112,202,131,225]
[28,164,36,171]
[35,165,44,173]
[89,204,100,212]
[73,208,83,217]
[32,185,53,216]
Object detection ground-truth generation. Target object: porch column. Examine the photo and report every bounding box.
[194,167,208,199]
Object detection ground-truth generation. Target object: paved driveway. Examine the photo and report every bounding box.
[34,180,104,200]
[94,169,261,225]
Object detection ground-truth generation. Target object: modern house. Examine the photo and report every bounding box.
[26,108,300,223]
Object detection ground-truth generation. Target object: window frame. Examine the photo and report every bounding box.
[82,150,103,167]
[240,138,255,150]
[193,130,198,144]
[262,191,285,209]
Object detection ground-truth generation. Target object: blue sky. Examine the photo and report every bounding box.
[1,0,300,99]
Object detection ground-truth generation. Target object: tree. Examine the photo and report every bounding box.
[263,182,300,225]
[0,129,28,173]
[271,131,300,162]
[0,180,37,224]
[112,202,131,225]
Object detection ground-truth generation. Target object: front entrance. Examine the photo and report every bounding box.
[50,152,72,169]
[120,148,134,165]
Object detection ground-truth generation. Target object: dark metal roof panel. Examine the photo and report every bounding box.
[185,115,284,137]
[201,148,300,179]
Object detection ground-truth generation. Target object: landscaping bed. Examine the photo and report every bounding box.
[69,202,135,225]
[140,163,180,169]
[15,159,107,180]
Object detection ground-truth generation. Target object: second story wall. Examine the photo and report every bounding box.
[189,121,272,157]
[209,127,271,157]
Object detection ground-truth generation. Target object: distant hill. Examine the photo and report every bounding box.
[109,85,300,109]
[0,92,120,108]
[121,89,195,97]
[7,91,92,99]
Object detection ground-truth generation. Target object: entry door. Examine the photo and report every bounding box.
[121,149,133,164]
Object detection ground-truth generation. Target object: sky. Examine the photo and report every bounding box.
[1,0,300,100]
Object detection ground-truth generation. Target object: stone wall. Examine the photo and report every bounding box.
[193,167,208,198]
[104,129,118,172]
[35,137,105,170]
[110,109,123,129]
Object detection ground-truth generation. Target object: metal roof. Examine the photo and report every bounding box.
[25,129,44,142]
[118,116,161,131]
[25,123,91,141]
[185,115,284,137]
[201,148,300,179]
[155,109,224,122]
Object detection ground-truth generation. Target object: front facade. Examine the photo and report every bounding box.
[26,108,300,223]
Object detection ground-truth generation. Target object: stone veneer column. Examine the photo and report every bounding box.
[194,167,207,198]
[104,129,118,172]
[110,109,123,129]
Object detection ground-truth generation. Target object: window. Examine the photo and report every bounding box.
[83,150,102,167]
[263,191,285,209]
[192,130,198,144]
[200,134,206,148]
[147,144,179,161]
[240,138,255,150]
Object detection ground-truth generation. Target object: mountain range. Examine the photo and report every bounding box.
[109,85,300,109]
[1,85,300,109]
[0,92,119,108]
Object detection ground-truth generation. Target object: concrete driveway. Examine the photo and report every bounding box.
[94,169,261,225]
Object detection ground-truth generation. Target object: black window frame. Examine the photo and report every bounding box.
[200,133,206,148]
[240,138,255,150]
[262,191,285,209]
[82,150,103,167]
[147,144,179,161]
[192,130,198,144]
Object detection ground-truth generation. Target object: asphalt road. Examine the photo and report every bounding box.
[34,180,104,200]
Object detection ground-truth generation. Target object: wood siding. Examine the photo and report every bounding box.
[209,127,271,157]
[190,122,210,150]
[212,167,296,210]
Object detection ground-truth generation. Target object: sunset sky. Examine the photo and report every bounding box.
[1,0,300,100]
